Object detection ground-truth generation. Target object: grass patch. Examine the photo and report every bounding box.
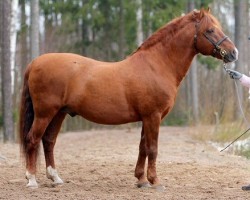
[192,122,250,159]
[192,122,247,143]
[236,148,250,159]
[214,123,250,159]
[162,111,189,126]
[212,123,246,143]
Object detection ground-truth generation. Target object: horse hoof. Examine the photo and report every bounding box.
[242,185,250,191]
[151,184,166,191]
[26,173,38,189]
[137,182,152,188]
[52,180,64,187]
[26,182,38,189]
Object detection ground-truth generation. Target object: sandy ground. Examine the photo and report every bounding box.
[1,126,250,200]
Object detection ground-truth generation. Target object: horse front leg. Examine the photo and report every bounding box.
[42,112,66,185]
[143,114,164,189]
[135,126,151,188]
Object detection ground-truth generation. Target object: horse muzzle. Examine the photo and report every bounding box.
[223,48,238,63]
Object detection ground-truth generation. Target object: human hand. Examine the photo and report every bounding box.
[226,69,242,80]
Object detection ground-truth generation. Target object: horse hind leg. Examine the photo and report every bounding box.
[25,117,51,188]
[42,111,66,185]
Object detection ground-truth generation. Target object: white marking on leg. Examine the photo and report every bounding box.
[46,166,63,185]
[25,171,38,189]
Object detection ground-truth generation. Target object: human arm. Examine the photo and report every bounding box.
[239,74,250,88]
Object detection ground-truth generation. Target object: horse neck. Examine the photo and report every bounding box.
[133,19,197,87]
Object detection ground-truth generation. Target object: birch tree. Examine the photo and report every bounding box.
[11,0,19,112]
[10,0,18,74]
[30,0,39,59]
[136,0,143,47]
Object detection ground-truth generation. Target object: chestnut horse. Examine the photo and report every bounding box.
[19,9,238,189]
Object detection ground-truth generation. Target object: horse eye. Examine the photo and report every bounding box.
[207,29,214,34]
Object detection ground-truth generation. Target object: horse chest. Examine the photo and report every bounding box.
[135,88,176,117]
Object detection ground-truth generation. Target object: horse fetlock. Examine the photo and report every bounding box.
[25,171,38,189]
[46,166,63,184]
[147,173,159,185]
[134,168,144,178]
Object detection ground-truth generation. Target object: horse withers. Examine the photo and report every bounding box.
[19,8,238,189]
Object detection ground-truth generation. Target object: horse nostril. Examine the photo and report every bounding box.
[231,48,238,60]
[232,50,236,56]
[224,49,238,62]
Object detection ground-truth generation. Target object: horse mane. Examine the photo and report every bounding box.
[132,8,220,55]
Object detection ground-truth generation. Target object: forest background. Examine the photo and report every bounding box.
[0,0,249,143]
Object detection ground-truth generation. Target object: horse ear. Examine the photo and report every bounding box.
[199,8,206,17]
[192,9,204,22]
[201,7,211,14]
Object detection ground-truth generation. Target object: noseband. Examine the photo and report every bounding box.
[194,22,228,58]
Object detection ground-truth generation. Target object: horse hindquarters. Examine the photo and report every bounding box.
[19,66,59,188]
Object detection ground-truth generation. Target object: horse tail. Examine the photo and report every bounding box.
[19,64,34,160]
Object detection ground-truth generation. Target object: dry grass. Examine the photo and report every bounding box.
[190,122,246,143]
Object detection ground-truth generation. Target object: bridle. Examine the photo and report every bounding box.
[194,21,228,58]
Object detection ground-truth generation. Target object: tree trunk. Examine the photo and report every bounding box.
[118,0,125,59]
[0,0,14,142]
[30,0,39,60]
[11,0,19,115]
[20,0,28,74]
[136,0,143,47]
[234,0,247,119]
[10,0,18,74]
[187,0,199,124]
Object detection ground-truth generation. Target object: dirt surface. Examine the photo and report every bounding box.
[1,126,250,200]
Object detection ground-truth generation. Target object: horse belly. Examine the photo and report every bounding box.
[68,94,139,125]
[80,103,139,125]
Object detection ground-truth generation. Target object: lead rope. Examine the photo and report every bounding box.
[220,64,250,152]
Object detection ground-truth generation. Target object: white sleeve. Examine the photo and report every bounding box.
[239,74,250,88]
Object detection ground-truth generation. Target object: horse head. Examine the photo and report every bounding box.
[193,8,238,63]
